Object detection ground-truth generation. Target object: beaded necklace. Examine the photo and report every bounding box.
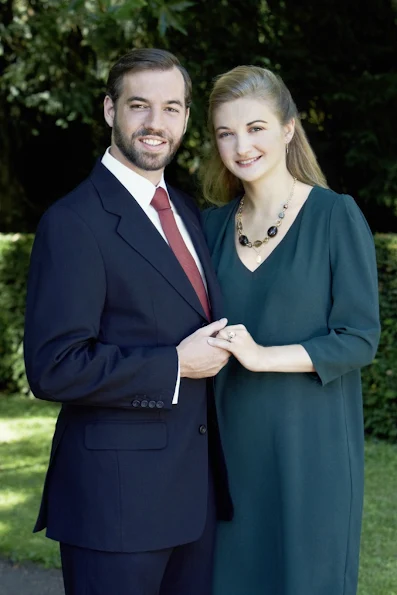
[236,177,297,264]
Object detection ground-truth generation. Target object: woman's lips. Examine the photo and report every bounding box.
[236,156,262,167]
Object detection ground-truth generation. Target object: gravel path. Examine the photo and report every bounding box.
[0,557,64,595]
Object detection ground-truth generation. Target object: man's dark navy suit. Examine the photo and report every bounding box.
[24,161,232,588]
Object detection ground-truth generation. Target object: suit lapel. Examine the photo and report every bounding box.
[90,162,209,320]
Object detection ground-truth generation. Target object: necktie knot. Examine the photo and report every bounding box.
[151,187,171,212]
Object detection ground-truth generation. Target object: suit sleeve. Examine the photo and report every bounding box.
[24,205,178,409]
[301,195,381,386]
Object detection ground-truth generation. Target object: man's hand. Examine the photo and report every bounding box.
[177,318,231,379]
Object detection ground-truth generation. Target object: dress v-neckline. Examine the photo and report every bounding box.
[233,186,317,274]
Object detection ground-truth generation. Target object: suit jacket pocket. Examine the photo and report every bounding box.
[85,422,167,450]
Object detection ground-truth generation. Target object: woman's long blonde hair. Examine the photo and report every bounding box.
[201,66,328,205]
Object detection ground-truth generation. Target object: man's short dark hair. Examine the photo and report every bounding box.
[106,48,192,108]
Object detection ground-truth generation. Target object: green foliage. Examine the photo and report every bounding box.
[0,234,33,394]
[264,0,397,215]
[2,0,396,231]
[1,0,194,128]
[362,234,397,441]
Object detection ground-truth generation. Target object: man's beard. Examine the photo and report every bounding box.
[113,117,183,172]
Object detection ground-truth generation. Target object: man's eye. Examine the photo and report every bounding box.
[165,107,179,113]
[130,104,147,109]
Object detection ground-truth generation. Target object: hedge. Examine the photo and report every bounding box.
[0,234,33,395]
[0,233,396,440]
[362,235,397,441]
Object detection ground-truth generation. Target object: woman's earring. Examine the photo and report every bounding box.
[286,143,289,155]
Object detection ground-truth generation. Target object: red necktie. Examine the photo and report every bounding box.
[151,188,211,320]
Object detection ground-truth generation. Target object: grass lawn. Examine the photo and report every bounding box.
[0,395,396,593]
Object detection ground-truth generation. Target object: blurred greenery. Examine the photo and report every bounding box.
[0,0,396,231]
[0,234,34,394]
[362,234,397,441]
[0,394,396,593]
[0,394,60,568]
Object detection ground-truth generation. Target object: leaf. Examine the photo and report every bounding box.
[114,0,148,19]
[67,0,86,11]
[167,1,195,12]
[160,6,188,35]
[158,7,168,36]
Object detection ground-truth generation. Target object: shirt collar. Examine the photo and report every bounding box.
[101,147,168,211]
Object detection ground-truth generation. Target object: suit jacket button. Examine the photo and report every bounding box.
[156,401,164,409]
[141,400,148,408]
[132,400,141,408]
[148,400,156,408]
[199,424,207,435]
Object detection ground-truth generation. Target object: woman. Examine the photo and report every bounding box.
[201,66,380,595]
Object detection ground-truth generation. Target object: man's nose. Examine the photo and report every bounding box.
[144,108,164,132]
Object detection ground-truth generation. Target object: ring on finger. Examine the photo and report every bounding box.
[227,331,236,342]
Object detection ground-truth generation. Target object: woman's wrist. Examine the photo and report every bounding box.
[254,344,314,373]
[253,345,271,373]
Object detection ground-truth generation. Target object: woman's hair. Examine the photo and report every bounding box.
[201,66,328,205]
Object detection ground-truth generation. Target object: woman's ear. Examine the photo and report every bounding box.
[284,117,295,144]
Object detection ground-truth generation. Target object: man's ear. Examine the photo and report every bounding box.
[104,95,115,128]
[183,107,190,134]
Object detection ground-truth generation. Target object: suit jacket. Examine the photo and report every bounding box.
[24,161,233,553]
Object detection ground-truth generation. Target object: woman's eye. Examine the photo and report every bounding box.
[250,127,263,133]
[219,132,232,138]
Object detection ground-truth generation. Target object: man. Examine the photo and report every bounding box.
[24,48,232,595]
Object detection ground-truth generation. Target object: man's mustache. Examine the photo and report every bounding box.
[132,128,171,142]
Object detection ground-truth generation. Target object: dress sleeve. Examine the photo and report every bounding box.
[300,195,381,386]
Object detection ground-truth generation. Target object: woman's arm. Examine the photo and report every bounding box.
[208,324,314,372]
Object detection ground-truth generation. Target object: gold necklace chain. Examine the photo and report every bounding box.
[236,177,297,263]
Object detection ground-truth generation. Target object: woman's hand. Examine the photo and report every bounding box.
[207,324,262,372]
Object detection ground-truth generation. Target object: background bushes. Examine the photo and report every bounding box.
[362,234,397,441]
[0,232,396,440]
[0,234,34,394]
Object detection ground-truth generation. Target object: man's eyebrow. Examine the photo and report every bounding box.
[165,100,184,107]
[126,97,184,108]
[126,96,149,103]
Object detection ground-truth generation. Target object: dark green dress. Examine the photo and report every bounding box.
[202,187,380,595]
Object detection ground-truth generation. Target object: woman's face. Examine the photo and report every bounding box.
[213,96,294,183]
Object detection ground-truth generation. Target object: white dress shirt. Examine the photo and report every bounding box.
[101,148,208,404]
